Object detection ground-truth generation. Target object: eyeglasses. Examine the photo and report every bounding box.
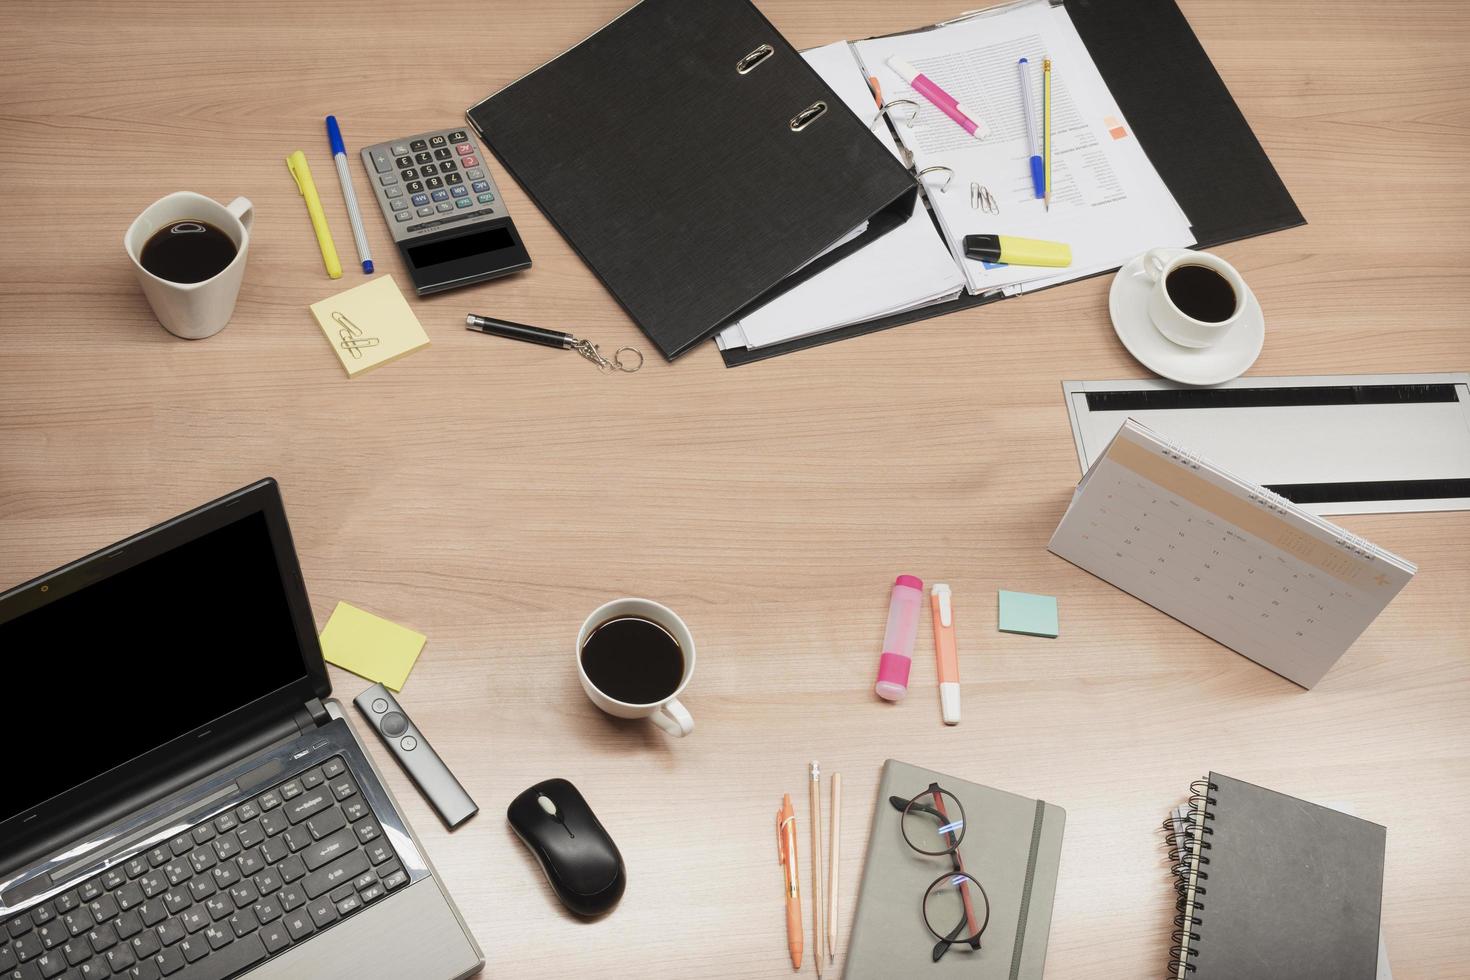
[888,783,991,962]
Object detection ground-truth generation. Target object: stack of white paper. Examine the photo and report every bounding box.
[854,1,1194,297]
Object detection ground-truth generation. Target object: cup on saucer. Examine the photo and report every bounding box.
[1108,247,1264,386]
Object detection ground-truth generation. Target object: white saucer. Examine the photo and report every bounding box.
[1108,248,1264,386]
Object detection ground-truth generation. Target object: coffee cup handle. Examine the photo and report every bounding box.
[1142,247,1173,284]
[226,197,254,234]
[650,699,694,738]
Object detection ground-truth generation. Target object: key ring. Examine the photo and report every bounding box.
[571,338,643,373]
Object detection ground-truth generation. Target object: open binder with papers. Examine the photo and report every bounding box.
[719,0,1304,365]
[466,0,919,361]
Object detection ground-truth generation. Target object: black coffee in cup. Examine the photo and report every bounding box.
[580,616,684,705]
[139,220,237,284]
[1165,263,1237,323]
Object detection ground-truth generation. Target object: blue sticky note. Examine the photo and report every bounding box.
[998,590,1059,638]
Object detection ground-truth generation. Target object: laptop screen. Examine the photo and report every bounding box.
[0,508,311,826]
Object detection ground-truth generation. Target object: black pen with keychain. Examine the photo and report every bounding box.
[465,314,642,374]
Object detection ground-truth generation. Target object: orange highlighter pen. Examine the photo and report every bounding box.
[777,794,803,969]
[931,584,961,725]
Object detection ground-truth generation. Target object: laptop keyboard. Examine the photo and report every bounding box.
[0,756,407,980]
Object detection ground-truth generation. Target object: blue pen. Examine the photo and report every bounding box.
[325,115,374,274]
[1018,59,1045,200]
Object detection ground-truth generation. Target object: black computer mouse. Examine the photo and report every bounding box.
[507,778,626,918]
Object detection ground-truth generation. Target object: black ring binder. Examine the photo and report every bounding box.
[1165,778,1218,977]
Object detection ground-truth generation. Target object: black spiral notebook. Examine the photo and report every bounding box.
[1165,772,1386,980]
[466,0,918,360]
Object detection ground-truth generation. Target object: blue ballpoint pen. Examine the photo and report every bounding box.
[1018,58,1045,200]
[325,115,374,274]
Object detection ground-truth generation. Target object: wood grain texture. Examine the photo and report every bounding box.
[2,1,1468,976]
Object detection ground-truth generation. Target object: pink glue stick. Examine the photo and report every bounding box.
[875,575,924,701]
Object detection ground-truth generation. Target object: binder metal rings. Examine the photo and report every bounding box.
[917,166,954,194]
[789,101,827,132]
[1165,778,1218,977]
[736,44,773,74]
[870,99,919,130]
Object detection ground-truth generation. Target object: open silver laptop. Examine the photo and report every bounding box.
[0,479,483,980]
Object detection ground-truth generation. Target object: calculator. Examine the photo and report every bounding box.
[361,127,531,295]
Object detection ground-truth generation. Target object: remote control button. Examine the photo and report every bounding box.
[400,167,417,180]
[450,185,468,198]
[405,181,423,194]
[461,155,479,167]
[433,147,451,161]
[430,188,448,202]
[417,206,434,217]
[455,199,472,209]
[455,143,473,155]
[378,174,397,186]
[393,155,412,168]
[438,160,456,174]
[477,193,495,204]
[411,193,429,207]
[384,186,403,199]
[448,130,468,143]
[380,713,407,737]
[400,737,417,751]
[465,168,485,180]
[370,698,387,713]
[395,211,412,222]
[471,180,490,193]
[389,199,408,211]
[425,176,443,190]
[435,202,453,212]
[414,151,432,165]
[368,150,391,173]
[409,139,427,152]
[428,134,446,147]
[390,143,410,156]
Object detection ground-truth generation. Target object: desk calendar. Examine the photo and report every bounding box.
[1049,420,1416,687]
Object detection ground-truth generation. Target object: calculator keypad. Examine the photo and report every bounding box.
[361,127,507,246]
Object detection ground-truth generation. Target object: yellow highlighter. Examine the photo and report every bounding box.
[286,150,342,279]
[963,233,1072,268]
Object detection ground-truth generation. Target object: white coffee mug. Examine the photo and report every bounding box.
[577,598,695,738]
[124,192,253,340]
[1142,247,1247,349]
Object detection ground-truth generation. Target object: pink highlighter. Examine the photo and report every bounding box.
[875,575,924,701]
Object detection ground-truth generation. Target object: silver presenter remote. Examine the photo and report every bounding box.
[354,683,479,829]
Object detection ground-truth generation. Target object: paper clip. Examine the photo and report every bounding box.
[971,182,999,214]
[332,311,380,360]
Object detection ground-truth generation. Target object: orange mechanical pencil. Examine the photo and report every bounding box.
[777,794,803,969]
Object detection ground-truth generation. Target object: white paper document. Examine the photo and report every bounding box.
[854,1,1194,295]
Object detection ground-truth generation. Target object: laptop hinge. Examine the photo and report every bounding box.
[294,698,331,732]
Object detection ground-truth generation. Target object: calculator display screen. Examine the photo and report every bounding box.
[406,226,516,270]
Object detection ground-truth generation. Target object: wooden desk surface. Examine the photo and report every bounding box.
[2,1,1467,976]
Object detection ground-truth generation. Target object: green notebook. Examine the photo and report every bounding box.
[843,760,1065,980]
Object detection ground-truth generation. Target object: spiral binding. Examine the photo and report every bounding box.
[1162,778,1217,977]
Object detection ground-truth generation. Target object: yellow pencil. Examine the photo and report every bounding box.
[1042,58,1053,211]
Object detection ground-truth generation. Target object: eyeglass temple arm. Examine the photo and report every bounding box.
[930,790,982,948]
[887,796,946,820]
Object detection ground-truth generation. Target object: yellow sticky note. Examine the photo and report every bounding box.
[319,601,426,691]
[309,275,429,377]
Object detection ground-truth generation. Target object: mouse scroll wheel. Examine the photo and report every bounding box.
[537,794,558,817]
